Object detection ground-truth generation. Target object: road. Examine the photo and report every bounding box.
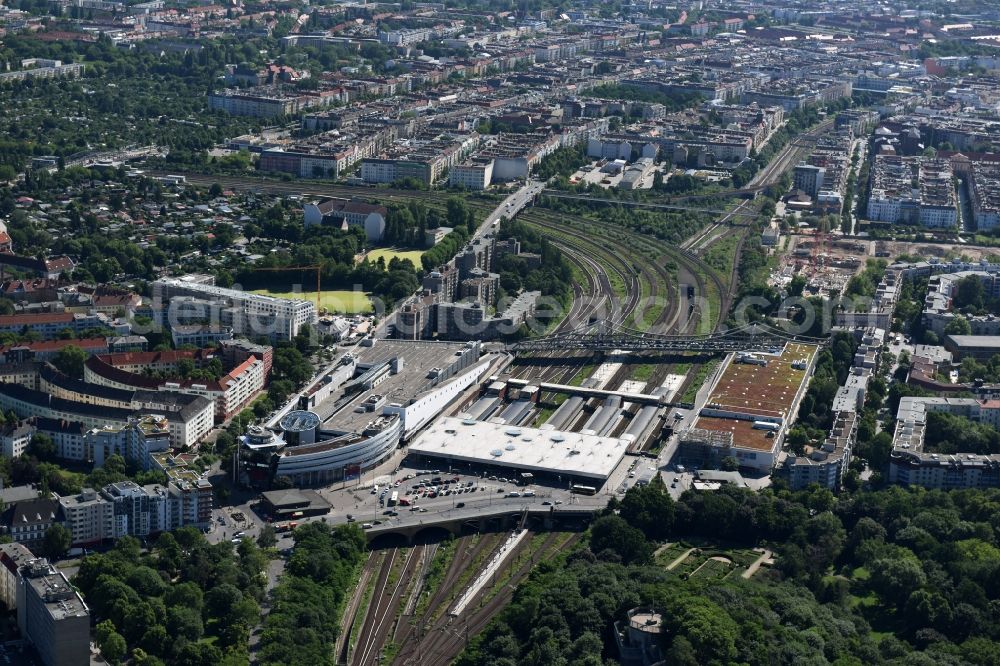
[656,356,730,495]
[368,178,541,339]
[475,179,544,239]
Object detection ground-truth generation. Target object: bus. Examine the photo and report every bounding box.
[570,484,597,496]
[275,522,297,533]
[387,491,399,507]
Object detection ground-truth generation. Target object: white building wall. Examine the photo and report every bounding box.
[389,360,491,439]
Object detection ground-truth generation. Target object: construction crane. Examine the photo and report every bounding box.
[253,265,323,312]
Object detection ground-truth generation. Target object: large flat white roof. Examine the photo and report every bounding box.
[408,416,630,481]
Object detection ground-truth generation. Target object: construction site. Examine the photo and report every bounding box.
[769,233,870,296]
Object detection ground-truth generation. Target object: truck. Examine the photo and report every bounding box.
[752,420,780,432]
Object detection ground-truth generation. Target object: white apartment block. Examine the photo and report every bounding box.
[449,161,494,190]
[87,415,171,471]
[968,160,1000,231]
[58,489,114,547]
[153,275,317,341]
[867,155,957,227]
[0,424,33,458]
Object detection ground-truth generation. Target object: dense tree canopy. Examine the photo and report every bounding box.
[459,482,1000,666]
[257,522,366,665]
[74,528,265,664]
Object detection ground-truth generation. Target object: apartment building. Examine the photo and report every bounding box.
[0,59,84,83]
[58,489,113,547]
[32,418,87,461]
[303,199,388,241]
[967,160,1000,231]
[208,86,341,118]
[0,542,34,611]
[152,274,317,341]
[793,163,826,198]
[85,350,269,423]
[101,475,212,536]
[449,160,494,190]
[867,155,957,227]
[0,338,110,364]
[889,396,1000,489]
[2,499,60,551]
[0,312,112,340]
[0,422,34,458]
[0,379,214,449]
[86,415,171,470]
[360,133,480,186]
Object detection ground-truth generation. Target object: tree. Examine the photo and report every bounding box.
[952,275,986,310]
[720,456,739,471]
[51,344,88,378]
[271,475,293,490]
[589,515,652,564]
[100,629,128,665]
[167,605,204,641]
[618,480,674,540]
[944,315,972,337]
[257,524,276,548]
[214,431,235,456]
[43,523,72,559]
[870,557,926,605]
[27,433,57,461]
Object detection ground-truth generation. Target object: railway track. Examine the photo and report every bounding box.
[352,546,425,666]
[401,532,584,666]
[392,532,507,665]
[350,547,398,666]
[335,551,378,663]
[528,210,724,334]
[519,212,675,331]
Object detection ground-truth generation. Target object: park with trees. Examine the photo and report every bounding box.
[457,479,1000,666]
[74,527,269,665]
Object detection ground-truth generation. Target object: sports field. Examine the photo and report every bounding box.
[367,247,425,265]
[251,289,373,313]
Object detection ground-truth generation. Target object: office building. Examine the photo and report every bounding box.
[17,558,90,666]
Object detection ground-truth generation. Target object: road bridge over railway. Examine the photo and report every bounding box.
[511,323,827,354]
[364,504,597,545]
[503,377,666,405]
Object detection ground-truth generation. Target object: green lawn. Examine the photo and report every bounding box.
[251,289,373,314]
[679,359,720,403]
[367,247,425,265]
[632,364,655,382]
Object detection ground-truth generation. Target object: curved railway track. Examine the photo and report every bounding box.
[521,209,723,335]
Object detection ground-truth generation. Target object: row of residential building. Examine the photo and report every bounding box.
[889,397,1000,489]
[867,155,959,228]
[784,328,886,489]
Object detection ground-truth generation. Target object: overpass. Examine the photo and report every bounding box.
[503,377,667,405]
[539,190,761,217]
[363,503,599,545]
[511,323,827,354]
